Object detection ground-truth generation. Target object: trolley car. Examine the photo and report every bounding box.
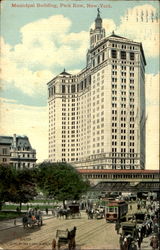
[105,200,128,222]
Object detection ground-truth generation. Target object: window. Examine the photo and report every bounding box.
[2,148,7,155]
[62,85,65,93]
[130,52,135,60]
[97,55,100,64]
[109,207,114,212]
[68,86,70,93]
[71,85,75,93]
[121,51,126,60]
[111,50,117,59]
[102,52,105,61]
[93,59,95,67]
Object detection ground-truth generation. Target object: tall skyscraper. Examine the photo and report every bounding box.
[47,11,146,170]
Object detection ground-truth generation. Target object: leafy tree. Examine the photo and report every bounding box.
[0,164,17,209]
[0,164,37,210]
[13,168,37,210]
[36,162,90,207]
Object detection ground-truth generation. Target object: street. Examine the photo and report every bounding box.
[0,210,152,250]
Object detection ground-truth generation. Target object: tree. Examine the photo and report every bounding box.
[0,164,37,210]
[36,162,90,207]
[14,168,37,210]
[0,164,17,209]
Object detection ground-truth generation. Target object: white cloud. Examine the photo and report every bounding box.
[1,7,159,97]
[1,15,89,96]
[115,4,159,57]
[0,98,48,163]
[102,19,117,36]
[145,73,159,169]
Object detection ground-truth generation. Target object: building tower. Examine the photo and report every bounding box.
[90,8,106,49]
[47,10,146,170]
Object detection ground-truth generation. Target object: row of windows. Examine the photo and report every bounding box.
[92,52,105,67]
[112,43,136,51]
[111,50,135,60]
[112,60,135,65]
[112,129,134,134]
[84,173,160,179]
[112,123,128,127]
[112,141,135,146]
[112,148,135,153]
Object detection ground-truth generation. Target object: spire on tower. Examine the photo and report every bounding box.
[95,8,102,29]
[89,9,105,49]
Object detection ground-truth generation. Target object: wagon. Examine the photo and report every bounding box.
[68,203,81,219]
[134,212,146,224]
[52,227,76,250]
[22,214,43,229]
[121,221,137,238]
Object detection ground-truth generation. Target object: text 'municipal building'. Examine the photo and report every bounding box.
[47,11,146,170]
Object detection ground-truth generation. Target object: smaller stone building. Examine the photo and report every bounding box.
[0,134,37,169]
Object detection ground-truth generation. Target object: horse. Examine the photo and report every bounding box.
[57,209,70,219]
[87,209,94,219]
[22,215,28,228]
[68,227,76,250]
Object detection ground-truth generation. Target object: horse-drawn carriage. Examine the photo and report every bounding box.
[121,221,137,239]
[87,208,104,219]
[68,203,81,219]
[57,203,81,219]
[120,222,138,249]
[22,213,43,229]
[52,227,76,250]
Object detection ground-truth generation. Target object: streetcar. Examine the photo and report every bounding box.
[105,200,128,222]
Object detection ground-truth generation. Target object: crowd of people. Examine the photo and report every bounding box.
[117,199,159,250]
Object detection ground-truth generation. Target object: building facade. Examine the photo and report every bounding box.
[0,134,37,169]
[47,11,146,170]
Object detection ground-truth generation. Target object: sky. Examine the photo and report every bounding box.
[0,0,159,169]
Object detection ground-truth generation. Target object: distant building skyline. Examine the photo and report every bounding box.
[47,11,146,170]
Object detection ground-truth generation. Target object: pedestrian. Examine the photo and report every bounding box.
[46,207,48,215]
[16,207,20,213]
[52,208,54,216]
[123,236,129,250]
[119,233,123,250]
[115,220,121,234]
[14,219,16,226]
[52,238,56,250]
[129,241,138,250]
[137,236,141,249]
[150,235,159,250]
